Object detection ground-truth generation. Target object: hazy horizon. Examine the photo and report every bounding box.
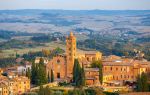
[0,0,150,10]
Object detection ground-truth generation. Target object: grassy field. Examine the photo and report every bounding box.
[0,41,65,58]
[0,41,97,58]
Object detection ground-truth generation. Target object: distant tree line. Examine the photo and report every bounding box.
[77,34,150,61]
[31,34,66,43]
[22,47,65,61]
[0,57,16,68]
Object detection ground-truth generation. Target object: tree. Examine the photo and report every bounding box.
[136,72,149,92]
[73,59,85,87]
[31,62,36,84]
[91,60,103,84]
[81,63,85,86]
[38,85,52,95]
[37,58,48,85]
[48,71,50,83]
[73,59,78,83]
[26,68,31,79]
[31,58,47,85]
[51,69,54,82]
[42,49,50,57]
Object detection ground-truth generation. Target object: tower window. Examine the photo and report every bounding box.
[69,48,71,51]
[57,73,60,79]
[116,68,118,71]
[87,57,89,61]
[57,59,60,64]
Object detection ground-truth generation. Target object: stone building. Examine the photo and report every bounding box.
[102,55,149,86]
[46,32,150,86]
[46,32,102,84]
[0,82,8,95]
[0,71,30,95]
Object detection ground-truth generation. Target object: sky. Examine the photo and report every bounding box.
[0,0,150,10]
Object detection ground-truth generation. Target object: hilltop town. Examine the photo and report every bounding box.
[0,32,150,95]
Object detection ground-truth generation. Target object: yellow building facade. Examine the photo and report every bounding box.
[0,75,30,95]
[0,82,8,95]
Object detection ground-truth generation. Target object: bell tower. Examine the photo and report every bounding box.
[66,32,76,78]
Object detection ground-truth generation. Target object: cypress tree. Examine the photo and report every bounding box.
[48,71,50,83]
[73,59,78,83]
[99,63,103,84]
[31,62,36,84]
[137,75,142,92]
[32,58,48,85]
[51,69,54,82]
[136,72,149,92]
[81,63,85,86]
[26,68,31,79]
[75,59,81,86]
[37,58,48,85]
[73,59,85,87]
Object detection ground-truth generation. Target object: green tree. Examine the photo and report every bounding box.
[31,58,47,85]
[73,59,78,83]
[31,62,36,84]
[48,71,50,83]
[42,49,51,57]
[73,59,85,87]
[38,85,52,95]
[136,72,149,92]
[37,58,48,85]
[26,68,31,79]
[51,69,54,82]
[81,63,85,86]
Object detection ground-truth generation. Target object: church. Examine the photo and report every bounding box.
[46,32,102,85]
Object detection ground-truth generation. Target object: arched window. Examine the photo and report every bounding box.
[116,67,118,71]
[57,59,60,64]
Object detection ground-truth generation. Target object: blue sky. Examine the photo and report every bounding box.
[0,0,150,10]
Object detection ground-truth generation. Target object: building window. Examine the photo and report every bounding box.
[87,57,89,61]
[116,68,118,71]
[110,67,112,71]
[92,57,95,61]
[116,76,118,80]
[57,73,60,79]
[124,75,126,78]
[131,76,134,79]
[69,48,71,51]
